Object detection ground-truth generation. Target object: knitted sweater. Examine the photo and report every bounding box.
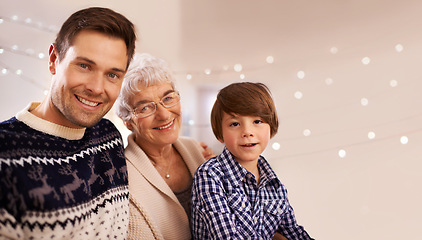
[0,103,129,239]
[125,133,205,240]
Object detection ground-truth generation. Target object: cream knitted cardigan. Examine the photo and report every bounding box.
[125,133,206,240]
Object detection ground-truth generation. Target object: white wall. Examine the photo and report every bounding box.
[1,1,421,239]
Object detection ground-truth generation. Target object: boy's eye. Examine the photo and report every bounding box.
[254,119,263,124]
[229,122,240,127]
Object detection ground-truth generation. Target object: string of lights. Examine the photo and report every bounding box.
[271,126,422,161]
[1,12,419,161]
[0,59,47,90]
[0,14,51,91]
[0,15,59,33]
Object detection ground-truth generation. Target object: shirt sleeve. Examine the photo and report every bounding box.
[191,166,254,240]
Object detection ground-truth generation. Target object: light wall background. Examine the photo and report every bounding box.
[1,0,421,239]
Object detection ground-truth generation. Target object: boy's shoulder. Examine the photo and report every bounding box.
[196,149,238,178]
[196,151,231,178]
[197,155,221,172]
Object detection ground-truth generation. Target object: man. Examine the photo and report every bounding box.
[0,7,136,239]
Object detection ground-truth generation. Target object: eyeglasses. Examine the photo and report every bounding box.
[132,91,180,119]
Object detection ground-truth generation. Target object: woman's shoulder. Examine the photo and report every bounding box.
[177,135,201,147]
[176,136,205,158]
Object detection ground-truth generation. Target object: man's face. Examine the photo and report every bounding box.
[49,30,128,128]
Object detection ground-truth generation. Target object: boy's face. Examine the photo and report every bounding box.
[49,30,128,128]
[219,112,271,166]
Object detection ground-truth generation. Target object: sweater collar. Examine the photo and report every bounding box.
[16,102,86,140]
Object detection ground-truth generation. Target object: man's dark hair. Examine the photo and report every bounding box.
[55,7,136,69]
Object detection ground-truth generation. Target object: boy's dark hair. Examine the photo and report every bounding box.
[211,82,279,141]
[54,7,136,70]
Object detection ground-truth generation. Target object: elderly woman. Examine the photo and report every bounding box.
[115,53,214,240]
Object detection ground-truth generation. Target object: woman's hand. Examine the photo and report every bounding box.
[199,142,216,160]
[273,232,288,240]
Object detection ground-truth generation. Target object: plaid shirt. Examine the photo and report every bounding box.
[191,147,313,240]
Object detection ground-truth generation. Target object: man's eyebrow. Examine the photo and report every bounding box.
[76,56,95,64]
[75,56,126,73]
[112,67,126,74]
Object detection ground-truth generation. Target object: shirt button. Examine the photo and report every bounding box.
[242,202,246,208]
[277,207,282,213]
[253,216,258,223]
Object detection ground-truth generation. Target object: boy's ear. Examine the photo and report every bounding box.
[217,138,224,143]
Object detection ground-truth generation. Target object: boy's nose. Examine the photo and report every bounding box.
[242,131,254,137]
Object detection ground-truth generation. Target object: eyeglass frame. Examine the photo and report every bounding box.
[131,91,180,119]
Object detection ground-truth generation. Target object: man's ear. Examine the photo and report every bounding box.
[48,44,59,75]
[125,120,134,131]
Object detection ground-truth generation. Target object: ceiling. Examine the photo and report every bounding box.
[2,0,421,83]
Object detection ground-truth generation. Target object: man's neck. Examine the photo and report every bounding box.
[31,97,83,129]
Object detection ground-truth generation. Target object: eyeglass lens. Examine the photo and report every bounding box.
[133,92,179,118]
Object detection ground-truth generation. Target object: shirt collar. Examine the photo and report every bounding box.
[218,147,248,187]
[257,156,281,188]
[218,147,280,188]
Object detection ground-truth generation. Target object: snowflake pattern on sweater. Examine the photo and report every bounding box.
[0,106,129,239]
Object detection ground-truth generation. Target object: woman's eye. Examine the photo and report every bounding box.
[162,96,174,103]
[138,103,155,113]
[140,105,151,113]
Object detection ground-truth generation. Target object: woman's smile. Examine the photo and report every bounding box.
[154,119,175,130]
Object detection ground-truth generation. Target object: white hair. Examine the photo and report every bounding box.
[115,53,176,122]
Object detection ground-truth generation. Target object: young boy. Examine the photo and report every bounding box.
[191,82,313,239]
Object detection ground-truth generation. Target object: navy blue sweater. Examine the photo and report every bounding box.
[0,107,129,239]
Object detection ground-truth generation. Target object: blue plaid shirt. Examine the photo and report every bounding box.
[191,147,313,240]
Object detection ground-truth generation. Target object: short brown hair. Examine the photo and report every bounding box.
[54,7,136,69]
[211,82,279,141]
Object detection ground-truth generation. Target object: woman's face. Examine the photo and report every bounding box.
[127,82,182,148]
